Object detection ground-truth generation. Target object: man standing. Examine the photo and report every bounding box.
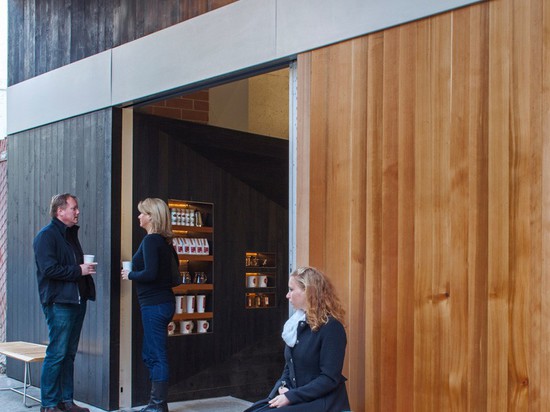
[33,193,97,412]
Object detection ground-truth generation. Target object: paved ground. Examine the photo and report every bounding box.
[0,374,252,412]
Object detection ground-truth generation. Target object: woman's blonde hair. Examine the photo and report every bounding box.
[138,198,173,239]
[291,266,345,331]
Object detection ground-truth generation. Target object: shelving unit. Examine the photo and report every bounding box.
[168,199,214,336]
[245,251,277,309]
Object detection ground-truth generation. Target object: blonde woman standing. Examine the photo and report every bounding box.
[121,198,177,412]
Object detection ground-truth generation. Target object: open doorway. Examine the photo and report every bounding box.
[123,67,292,406]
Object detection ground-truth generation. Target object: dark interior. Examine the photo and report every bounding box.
[131,113,289,404]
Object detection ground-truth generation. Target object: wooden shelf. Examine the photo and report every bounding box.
[173,225,213,234]
[173,312,213,321]
[169,331,213,337]
[245,251,276,310]
[173,284,213,293]
[245,287,277,291]
[178,255,213,262]
[169,199,214,334]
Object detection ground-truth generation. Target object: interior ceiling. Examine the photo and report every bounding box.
[144,113,289,207]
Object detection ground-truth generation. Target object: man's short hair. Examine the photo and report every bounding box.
[49,193,78,218]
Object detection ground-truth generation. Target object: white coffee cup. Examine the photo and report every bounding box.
[186,295,195,314]
[246,275,258,288]
[122,261,131,271]
[180,320,194,335]
[197,320,209,333]
[196,295,206,313]
[167,321,176,335]
[259,275,268,287]
[84,254,95,264]
[175,296,184,314]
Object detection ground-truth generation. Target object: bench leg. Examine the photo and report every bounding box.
[0,362,41,407]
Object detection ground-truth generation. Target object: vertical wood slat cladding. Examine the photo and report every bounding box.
[8,0,237,85]
[297,0,550,410]
[6,110,121,411]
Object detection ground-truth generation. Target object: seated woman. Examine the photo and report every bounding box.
[245,266,350,412]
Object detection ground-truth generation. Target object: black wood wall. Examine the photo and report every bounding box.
[132,114,289,405]
[6,109,122,411]
[8,0,237,85]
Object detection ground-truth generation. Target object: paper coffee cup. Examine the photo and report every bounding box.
[84,254,95,263]
[196,295,206,313]
[122,261,131,271]
[186,295,195,313]
[175,296,184,314]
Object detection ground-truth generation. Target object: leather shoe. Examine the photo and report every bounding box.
[58,401,90,412]
[40,407,63,412]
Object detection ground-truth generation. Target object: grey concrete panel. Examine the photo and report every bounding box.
[111,0,277,106]
[7,51,111,134]
[7,0,484,134]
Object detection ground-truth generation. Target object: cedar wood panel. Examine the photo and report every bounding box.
[297,0,550,410]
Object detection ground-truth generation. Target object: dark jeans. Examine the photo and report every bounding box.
[141,301,175,382]
[41,302,87,408]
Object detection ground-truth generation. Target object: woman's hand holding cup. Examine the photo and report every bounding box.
[121,261,131,280]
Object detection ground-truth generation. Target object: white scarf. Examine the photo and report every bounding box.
[281,309,306,347]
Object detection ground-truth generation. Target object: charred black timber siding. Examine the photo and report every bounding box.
[6,109,122,411]
[8,0,237,85]
[132,113,288,405]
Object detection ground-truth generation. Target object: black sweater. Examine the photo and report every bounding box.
[129,233,175,306]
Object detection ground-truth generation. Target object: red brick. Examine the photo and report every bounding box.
[165,98,193,110]
[185,90,209,101]
[194,100,209,111]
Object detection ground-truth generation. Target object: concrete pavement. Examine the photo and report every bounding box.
[0,374,252,412]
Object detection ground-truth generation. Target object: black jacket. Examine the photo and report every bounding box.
[267,317,350,412]
[33,218,96,305]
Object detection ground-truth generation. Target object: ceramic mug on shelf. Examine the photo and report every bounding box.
[181,271,192,284]
[180,320,194,335]
[194,272,207,284]
[197,320,210,333]
[246,275,258,288]
[258,275,268,288]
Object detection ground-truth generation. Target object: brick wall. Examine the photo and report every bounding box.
[0,138,7,372]
[135,91,209,124]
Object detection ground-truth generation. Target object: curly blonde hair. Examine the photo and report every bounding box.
[291,266,345,331]
[138,198,174,240]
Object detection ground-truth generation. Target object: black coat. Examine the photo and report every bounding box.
[246,317,350,412]
[33,218,96,305]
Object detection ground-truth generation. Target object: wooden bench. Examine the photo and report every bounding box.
[0,341,47,407]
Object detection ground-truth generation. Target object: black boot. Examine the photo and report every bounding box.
[140,381,169,412]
